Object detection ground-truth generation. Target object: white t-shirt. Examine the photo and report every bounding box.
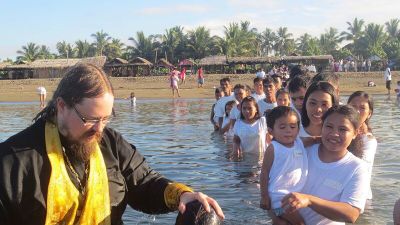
[251,93,266,102]
[299,144,368,225]
[258,100,277,117]
[214,94,235,118]
[256,71,266,79]
[360,133,377,199]
[229,106,241,120]
[268,137,308,209]
[384,67,391,81]
[298,126,312,138]
[233,117,267,153]
[37,86,46,95]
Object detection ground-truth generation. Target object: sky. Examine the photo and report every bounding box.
[1,0,400,60]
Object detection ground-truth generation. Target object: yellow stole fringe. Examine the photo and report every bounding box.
[44,122,111,225]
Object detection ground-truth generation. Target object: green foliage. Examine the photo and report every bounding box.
[331,48,352,61]
[383,39,400,60]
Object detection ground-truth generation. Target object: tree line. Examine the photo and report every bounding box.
[5,18,400,64]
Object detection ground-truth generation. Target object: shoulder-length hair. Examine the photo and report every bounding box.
[347,91,374,132]
[240,96,260,120]
[301,81,339,128]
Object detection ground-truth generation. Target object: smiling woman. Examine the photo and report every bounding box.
[282,105,368,224]
[299,81,339,137]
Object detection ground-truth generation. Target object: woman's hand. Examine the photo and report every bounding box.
[179,192,225,219]
[281,192,311,214]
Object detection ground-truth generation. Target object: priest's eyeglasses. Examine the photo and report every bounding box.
[73,105,112,126]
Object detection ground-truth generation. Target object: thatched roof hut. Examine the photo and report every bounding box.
[0,62,11,70]
[198,55,228,66]
[4,56,106,79]
[156,58,174,68]
[130,57,153,66]
[106,58,129,66]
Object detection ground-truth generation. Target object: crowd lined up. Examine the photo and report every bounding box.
[209,66,377,224]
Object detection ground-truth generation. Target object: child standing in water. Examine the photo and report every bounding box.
[260,106,308,225]
[220,84,249,134]
[222,100,236,137]
[210,88,224,131]
[233,96,267,154]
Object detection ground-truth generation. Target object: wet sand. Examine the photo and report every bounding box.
[0,71,397,102]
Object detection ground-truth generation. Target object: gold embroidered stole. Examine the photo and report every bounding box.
[44,122,111,225]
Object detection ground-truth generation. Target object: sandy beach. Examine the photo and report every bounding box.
[0,71,398,102]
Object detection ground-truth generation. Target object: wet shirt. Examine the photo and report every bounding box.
[0,119,173,225]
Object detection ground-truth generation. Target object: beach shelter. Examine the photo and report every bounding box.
[128,57,153,76]
[178,59,195,74]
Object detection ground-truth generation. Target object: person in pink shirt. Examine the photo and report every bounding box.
[180,67,186,85]
[197,67,204,88]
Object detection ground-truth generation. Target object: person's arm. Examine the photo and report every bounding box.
[301,136,321,147]
[281,192,360,223]
[233,135,241,152]
[260,144,274,210]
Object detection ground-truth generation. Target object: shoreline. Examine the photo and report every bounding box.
[0,71,397,102]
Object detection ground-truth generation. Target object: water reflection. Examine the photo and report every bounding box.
[0,96,398,224]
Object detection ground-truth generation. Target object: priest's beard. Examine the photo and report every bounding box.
[59,123,103,162]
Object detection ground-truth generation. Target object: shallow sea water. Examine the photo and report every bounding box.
[0,95,398,224]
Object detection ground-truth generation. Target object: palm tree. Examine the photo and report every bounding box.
[104,38,125,59]
[385,19,400,40]
[56,41,75,58]
[274,27,293,56]
[297,33,312,55]
[16,42,41,62]
[38,45,54,59]
[161,26,184,63]
[260,28,276,56]
[187,26,212,59]
[340,18,365,58]
[127,31,157,61]
[91,30,111,56]
[319,27,341,54]
[359,23,387,58]
[223,21,257,57]
[75,40,92,58]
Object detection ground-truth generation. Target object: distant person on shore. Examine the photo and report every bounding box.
[37,86,47,108]
[256,68,266,79]
[170,68,181,98]
[130,92,136,106]
[180,67,186,85]
[367,59,371,72]
[197,67,204,88]
[384,65,392,97]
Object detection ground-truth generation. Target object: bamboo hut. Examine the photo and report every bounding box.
[3,56,106,79]
[128,57,153,77]
[103,58,129,77]
[153,58,174,75]
[198,55,228,74]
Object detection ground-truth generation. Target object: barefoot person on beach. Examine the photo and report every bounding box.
[170,67,181,98]
[37,86,47,108]
[197,67,204,88]
[0,64,224,225]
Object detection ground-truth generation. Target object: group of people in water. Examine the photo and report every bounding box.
[210,66,378,224]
